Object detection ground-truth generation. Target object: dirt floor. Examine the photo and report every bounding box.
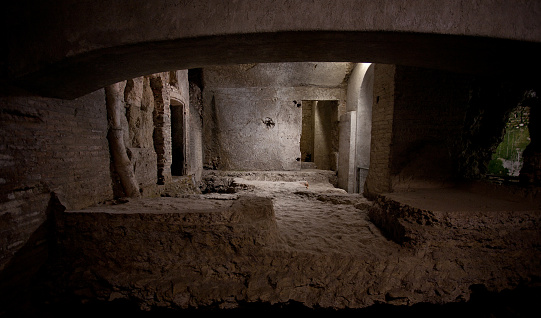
[10,171,540,317]
[228,175,390,256]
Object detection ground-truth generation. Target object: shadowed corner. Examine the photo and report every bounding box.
[0,192,66,316]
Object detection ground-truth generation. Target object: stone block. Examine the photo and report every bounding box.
[337,111,356,192]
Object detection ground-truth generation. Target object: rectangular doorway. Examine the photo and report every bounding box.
[170,101,186,176]
[300,100,338,171]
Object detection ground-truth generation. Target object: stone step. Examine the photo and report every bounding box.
[202,169,337,184]
[301,161,317,169]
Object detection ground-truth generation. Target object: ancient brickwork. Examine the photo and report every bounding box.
[188,82,204,183]
[123,76,158,190]
[44,177,541,311]
[149,74,173,184]
[364,64,395,197]
[365,65,511,195]
[105,70,196,193]
[390,66,472,189]
[1,70,202,309]
[0,89,113,273]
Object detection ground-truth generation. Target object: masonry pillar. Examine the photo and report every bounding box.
[338,111,357,192]
[364,64,395,197]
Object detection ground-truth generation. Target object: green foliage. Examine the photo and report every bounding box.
[487,158,509,176]
[492,126,530,161]
[487,106,530,176]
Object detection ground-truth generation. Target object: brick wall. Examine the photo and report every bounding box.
[390,66,471,189]
[364,64,395,196]
[0,89,113,296]
[365,65,477,195]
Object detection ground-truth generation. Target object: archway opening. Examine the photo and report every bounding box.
[355,64,374,193]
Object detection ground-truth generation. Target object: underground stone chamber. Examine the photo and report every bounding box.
[2,2,541,315]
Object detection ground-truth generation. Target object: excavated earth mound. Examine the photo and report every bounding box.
[29,171,541,315]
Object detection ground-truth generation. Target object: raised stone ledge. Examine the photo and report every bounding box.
[47,184,541,311]
[368,185,541,247]
[57,196,278,264]
[201,170,338,193]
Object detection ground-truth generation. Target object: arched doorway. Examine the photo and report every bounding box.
[355,64,374,193]
[338,63,373,193]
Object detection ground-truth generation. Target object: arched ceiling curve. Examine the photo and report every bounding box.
[3,0,541,98]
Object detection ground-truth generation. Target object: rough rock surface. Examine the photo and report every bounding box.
[200,169,338,193]
[50,172,541,312]
[202,63,349,171]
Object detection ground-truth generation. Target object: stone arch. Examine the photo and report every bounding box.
[339,63,374,193]
[4,1,541,99]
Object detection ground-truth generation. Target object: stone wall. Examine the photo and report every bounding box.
[188,82,204,183]
[355,65,374,193]
[0,89,114,298]
[390,66,472,190]
[339,63,373,193]
[338,111,356,192]
[122,70,198,187]
[365,65,476,195]
[123,76,158,190]
[115,71,193,190]
[364,64,396,196]
[0,69,201,307]
[313,101,338,171]
[202,63,350,171]
[363,65,531,196]
[300,101,314,162]
[149,74,173,185]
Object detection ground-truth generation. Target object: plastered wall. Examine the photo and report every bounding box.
[202,63,350,171]
[339,63,374,193]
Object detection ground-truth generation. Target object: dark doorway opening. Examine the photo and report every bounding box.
[171,101,186,176]
[300,100,339,171]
